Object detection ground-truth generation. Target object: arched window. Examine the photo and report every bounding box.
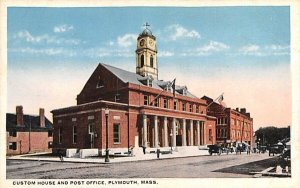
[141,54,144,67]
[150,55,154,67]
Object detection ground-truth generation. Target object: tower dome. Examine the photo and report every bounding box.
[138,23,156,40]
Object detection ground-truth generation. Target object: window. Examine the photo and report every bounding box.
[89,124,94,134]
[174,100,178,110]
[9,142,17,150]
[9,130,17,137]
[113,124,120,143]
[182,102,186,111]
[141,54,145,67]
[73,125,77,144]
[189,104,192,112]
[154,97,159,107]
[148,79,153,87]
[96,80,104,88]
[144,95,149,105]
[115,94,120,102]
[48,141,53,149]
[59,127,63,144]
[48,130,53,137]
[196,105,199,113]
[163,98,169,108]
[150,55,154,67]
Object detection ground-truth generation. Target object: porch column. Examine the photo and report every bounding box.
[143,114,147,147]
[197,120,200,146]
[203,121,206,145]
[190,120,194,146]
[182,119,187,146]
[172,117,176,148]
[154,115,158,148]
[163,117,169,147]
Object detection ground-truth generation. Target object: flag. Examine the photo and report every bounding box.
[171,78,176,97]
[218,94,227,108]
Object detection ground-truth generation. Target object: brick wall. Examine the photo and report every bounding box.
[7,131,53,155]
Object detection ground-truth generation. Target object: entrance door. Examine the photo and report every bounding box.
[176,135,182,146]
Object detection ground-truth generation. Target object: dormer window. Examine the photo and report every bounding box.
[139,76,153,87]
[183,87,187,96]
[148,79,153,87]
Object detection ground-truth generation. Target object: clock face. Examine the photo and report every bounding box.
[140,39,145,46]
[149,40,154,46]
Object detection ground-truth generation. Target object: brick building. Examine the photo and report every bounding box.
[6,106,53,155]
[51,26,217,154]
[202,96,254,147]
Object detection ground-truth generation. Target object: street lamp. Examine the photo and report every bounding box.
[105,108,110,162]
[170,131,173,152]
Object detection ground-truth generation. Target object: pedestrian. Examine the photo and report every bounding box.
[142,146,146,155]
[157,148,160,159]
[59,154,64,162]
[129,145,134,156]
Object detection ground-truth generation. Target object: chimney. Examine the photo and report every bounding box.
[246,112,251,117]
[240,108,246,114]
[16,106,24,126]
[39,108,45,127]
[235,108,239,112]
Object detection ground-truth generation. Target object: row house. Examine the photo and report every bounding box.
[6,106,53,155]
[202,96,254,147]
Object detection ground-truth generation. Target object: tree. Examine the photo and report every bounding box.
[255,126,290,146]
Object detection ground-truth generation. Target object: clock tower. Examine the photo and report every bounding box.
[136,23,158,79]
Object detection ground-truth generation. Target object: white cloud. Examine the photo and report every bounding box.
[239,44,290,56]
[14,30,81,45]
[117,34,137,47]
[10,47,77,57]
[180,40,229,56]
[167,24,200,40]
[84,47,134,58]
[197,41,230,52]
[53,24,74,33]
[158,51,174,57]
[239,44,260,54]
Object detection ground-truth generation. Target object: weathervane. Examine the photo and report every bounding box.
[143,22,150,29]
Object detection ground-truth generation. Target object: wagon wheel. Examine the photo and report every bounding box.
[218,149,221,155]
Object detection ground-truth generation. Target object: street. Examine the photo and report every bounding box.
[6,153,277,178]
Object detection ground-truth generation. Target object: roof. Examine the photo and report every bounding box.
[6,113,53,131]
[101,63,198,99]
[138,28,156,40]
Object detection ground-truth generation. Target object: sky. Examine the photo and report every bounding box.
[7,7,291,131]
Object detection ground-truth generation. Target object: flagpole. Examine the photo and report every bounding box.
[149,79,175,105]
[207,92,224,108]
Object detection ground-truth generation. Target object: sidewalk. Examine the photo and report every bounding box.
[7,147,260,164]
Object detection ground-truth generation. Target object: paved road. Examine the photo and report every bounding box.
[7,153,273,179]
